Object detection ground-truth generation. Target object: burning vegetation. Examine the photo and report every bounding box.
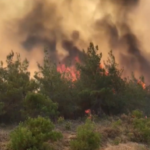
[57,57,80,82]
[0,42,149,123]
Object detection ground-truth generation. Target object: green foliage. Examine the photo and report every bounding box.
[34,49,79,118]
[57,116,65,124]
[122,76,148,112]
[112,119,122,128]
[75,43,126,115]
[64,121,72,130]
[130,117,150,143]
[70,119,101,150]
[132,110,144,119]
[0,51,38,123]
[0,42,150,123]
[23,92,58,119]
[8,116,62,150]
[76,43,149,115]
[118,111,150,144]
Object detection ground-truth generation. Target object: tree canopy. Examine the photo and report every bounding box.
[0,43,149,123]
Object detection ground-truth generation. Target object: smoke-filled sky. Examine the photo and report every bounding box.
[0,0,150,81]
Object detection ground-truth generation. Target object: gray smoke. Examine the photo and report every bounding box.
[1,0,150,81]
[15,0,85,65]
[95,0,150,81]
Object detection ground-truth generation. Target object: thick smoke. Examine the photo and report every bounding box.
[0,0,150,81]
[95,0,150,81]
[13,0,87,65]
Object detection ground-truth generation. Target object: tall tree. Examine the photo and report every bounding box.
[34,50,79,118]
[0,51,37,123]
[76,43,126,115]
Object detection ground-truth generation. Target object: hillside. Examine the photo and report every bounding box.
[1,114,150,150]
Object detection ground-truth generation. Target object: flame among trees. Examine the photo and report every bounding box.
[0,43,149,123]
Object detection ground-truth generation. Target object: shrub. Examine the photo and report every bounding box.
[64,121,72,130]
[8,116,62,150]
[121,111,150,144]
[132,110,144,119]
[57,116,65,124]
[23,93,58,119]
[131,118,150,143]
[102,126,121,139]
[112,119,122,128]
[70,119,101,150]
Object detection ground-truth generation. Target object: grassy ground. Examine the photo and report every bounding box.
[0,117,150,150]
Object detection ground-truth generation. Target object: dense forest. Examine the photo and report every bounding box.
[0,42,149,124]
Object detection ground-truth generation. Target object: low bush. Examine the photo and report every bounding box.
[112,119,122,128]
[64,121,72,130]
[130,118,150,143]
[23,93,58,119]
[8,116,62,150]
[57,116,65,124]
[70,119,101,150]
[132,110,144,119]
[102,126,121,140]
[119,110,150,144]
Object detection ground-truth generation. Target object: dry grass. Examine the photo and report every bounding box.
[0,128,10,150]
[0,118,150,150]
[0,125,17,150]
[103,142,149,150]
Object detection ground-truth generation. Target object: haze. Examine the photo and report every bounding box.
[0,0,150,81]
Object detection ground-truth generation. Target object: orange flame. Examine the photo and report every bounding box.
[99,63,108,76]
[99,63,103,69]
[57,60,109,82]
[137,80,146,89]
[57,56,80,81]
[85,109,91,114]
[85,109,92,120]
[57,64,79,81]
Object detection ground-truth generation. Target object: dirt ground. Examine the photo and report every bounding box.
[0,127,11,150]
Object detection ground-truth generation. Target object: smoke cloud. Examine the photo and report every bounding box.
[94,0,150,81]
[0,0,150,82]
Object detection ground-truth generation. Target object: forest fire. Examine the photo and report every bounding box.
[138,80,146,89]
[57,58,109,82]
[85,109,92,120]
[57,56,80,81]
[99,63,108,76]
[57,64,79,81]
[0,0,150,83]
[57,56,146,91]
